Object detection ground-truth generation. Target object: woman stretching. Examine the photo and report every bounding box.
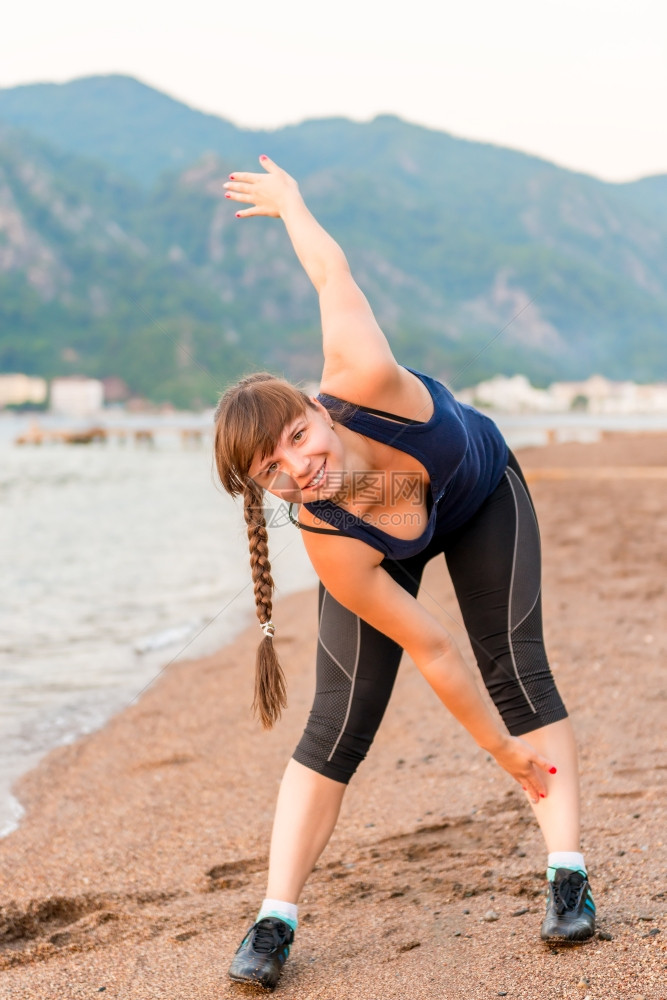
[215,157,595,990]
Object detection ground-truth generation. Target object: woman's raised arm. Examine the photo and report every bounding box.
[224,157,400,394]
[225,156,347,293]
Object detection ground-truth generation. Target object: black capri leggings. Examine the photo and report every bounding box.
[292,452,567,784]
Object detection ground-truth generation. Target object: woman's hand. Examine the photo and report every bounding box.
[490,734,557,804]
[223,155,300,219]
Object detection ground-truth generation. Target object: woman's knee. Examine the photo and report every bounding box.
[292,722,374,784]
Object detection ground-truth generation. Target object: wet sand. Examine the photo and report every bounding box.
[1,433,666,999]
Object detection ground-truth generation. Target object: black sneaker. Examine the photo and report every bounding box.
[228,917,294,990]
[541,868,596,942]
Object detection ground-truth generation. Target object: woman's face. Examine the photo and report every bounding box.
[248,400,345,503]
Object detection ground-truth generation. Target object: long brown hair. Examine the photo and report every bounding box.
[214,373,316,728]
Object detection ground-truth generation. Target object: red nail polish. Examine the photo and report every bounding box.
[235,212,242,218]
[225,193,231,198]
[260,155,268,161]
[229,174,235,179]
[540,793,546,798]
[549,766,557,774]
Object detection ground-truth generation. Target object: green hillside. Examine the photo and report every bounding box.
[0,76,666,407]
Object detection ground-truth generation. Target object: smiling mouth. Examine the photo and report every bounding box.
[304,461,326,490]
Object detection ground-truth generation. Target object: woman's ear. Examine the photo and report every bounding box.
[310,398,334,426]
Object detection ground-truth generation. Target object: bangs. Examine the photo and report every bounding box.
[214,374,312,495]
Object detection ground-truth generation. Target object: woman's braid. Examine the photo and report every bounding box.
[244,480,273,625]
[243,480,287,728]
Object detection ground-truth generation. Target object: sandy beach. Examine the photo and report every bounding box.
[1,433,666,1000]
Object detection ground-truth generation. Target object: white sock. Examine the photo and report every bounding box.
[547,851,586,878]
[258,898,298,931]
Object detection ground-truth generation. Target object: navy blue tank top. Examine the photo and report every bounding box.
[303,367,508,559]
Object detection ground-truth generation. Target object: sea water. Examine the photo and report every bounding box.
[0,414,316,836]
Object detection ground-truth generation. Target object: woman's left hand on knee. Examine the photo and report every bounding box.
[490,735,556,804]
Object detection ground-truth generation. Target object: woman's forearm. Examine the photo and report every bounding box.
[417,645,510,755]
[280,191,349,293]
[410,635,553,802]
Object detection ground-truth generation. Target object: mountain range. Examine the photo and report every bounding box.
[0,74,665,407]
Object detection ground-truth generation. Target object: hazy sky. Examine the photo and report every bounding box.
[2,0,665,182]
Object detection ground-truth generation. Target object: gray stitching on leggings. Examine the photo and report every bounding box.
[326,612,361,762]
[505,469,538,714]
[318,591,352,682]
[505,467,542,632]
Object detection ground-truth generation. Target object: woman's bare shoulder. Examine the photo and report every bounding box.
[296,505,385,581]
[320,365,433,423]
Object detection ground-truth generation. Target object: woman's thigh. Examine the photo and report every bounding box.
[292,556,425,783]
[443,453,568,736]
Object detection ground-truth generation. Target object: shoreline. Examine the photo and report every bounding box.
[1,433,665,998]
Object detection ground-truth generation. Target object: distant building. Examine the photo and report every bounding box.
[0,374,48,408]
[50,377,104,417]
[101,376,130,404]
[458,373,667,414]
[457,374,558,413]
[549,376,667,414]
